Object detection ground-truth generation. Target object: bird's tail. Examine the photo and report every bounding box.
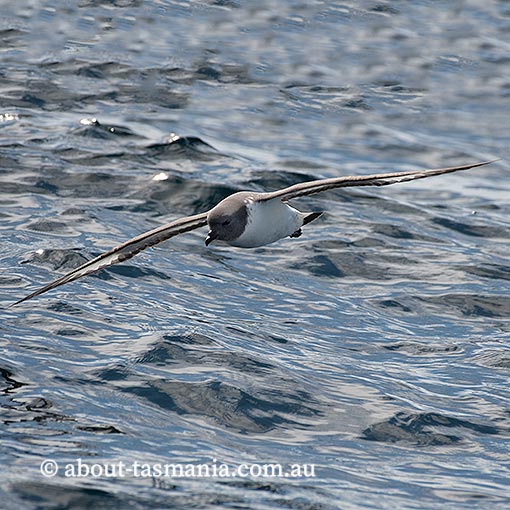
[302,211,323,226]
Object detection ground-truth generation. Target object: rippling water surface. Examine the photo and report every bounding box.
[2,1,510,509]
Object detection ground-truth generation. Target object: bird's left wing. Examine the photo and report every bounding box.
[10,211,209,306]
[259,160,498,202]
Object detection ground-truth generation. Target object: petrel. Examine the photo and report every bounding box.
[11,159,496,306]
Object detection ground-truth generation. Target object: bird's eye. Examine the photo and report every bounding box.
[222,219,231,226]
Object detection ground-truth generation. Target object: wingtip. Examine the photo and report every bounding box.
[473,158,500,168]
[8,286,51,308]
[476,158,500,166]
[8,294,33,309]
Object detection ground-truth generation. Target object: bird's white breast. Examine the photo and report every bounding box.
[228,198,302,248]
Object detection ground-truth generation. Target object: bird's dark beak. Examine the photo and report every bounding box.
[205,231,217,246]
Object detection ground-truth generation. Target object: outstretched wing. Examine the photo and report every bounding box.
[259,160,498,202]
[11,212,209,306]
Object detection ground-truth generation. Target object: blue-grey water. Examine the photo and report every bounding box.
[1,1,510,509]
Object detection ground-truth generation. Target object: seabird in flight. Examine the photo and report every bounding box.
[10,159,497,306]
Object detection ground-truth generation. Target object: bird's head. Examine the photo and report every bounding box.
[205,194,250,246]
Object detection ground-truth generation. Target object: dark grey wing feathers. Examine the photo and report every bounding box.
[259,160,497,202]
[11,212,208,306]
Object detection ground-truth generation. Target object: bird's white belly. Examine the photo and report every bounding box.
[228,200,302,248]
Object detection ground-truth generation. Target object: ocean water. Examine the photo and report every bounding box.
[1,1,510,509]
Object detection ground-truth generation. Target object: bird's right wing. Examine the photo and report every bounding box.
[11,212,209,306]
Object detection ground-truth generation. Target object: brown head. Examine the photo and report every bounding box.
[205,192,251,245]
